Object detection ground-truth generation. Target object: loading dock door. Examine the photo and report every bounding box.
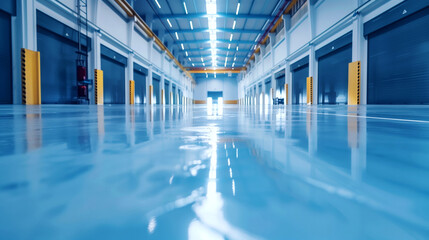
[134,70,146,104]
[0,10,12,103]
[292,65,309,104]
[164,81,170,104]
[37,11,91,104]
[318,44,352,104]
[367,6,429,104]
[38,28,77,103]
[172,84,176,105]
[153,78,160,104]
[275,72,285,100]
[101,46,126,104]
[265,79,271,104]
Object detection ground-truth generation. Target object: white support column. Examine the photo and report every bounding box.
[283,14,292,105]
[12,0,37,104]
[126,18,135,105]
[308,0,317,105]
[269,33,276,102]
[146,14,154,106]
[352,0,367,104]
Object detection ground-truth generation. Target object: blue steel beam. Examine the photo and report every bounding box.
[186,54,247,58]
[180,48,250,52]
[177,39,255,45]
[169,28,263,34]
[156,13,274,19]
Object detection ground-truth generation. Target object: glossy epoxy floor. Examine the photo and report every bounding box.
[0,104,429,240]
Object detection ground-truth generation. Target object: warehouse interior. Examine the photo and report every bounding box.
[1,0,429,239]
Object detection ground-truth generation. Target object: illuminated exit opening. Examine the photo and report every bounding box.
[207,91,223,105]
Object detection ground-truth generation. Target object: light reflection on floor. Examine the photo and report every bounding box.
[0,104,429,240]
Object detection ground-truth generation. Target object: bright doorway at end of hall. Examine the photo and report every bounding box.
[207,91,223,104]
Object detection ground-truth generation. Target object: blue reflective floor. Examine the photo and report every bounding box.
[1,104,429,240]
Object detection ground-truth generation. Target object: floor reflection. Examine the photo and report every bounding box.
[0,105,428,239]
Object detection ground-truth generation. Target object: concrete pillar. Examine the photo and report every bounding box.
[126,19,135,105]
[352,1,367,104]
[283,14,292,105]
[12,0,38,104]
[146,14,154,105]
[269,33,276,102]
[308,0,317,105]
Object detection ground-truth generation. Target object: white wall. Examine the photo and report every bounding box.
[193,77,238,101]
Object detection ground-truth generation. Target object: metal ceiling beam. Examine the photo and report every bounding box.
[187,68,247,74]
[176,39,256,45]
[180,48,250,52]
[187,54,246,58]
[156,13,274,19]
[169,28,263,34]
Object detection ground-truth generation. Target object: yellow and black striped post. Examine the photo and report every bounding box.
[348,61,361,105]
[161,89,164,105]
[285,83,289,105]
[21,48,41,105]
[306,77,313,105]
[149,85,153,105]
[95,69,104,105]
[129,80,135,105]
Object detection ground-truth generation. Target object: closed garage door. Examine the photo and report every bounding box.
[134,63,147,105]
[164,81,170,104]
[172,84,176,105]
[37,11,91,104]
[317,32,352,104]
[101,45,126,104]
[134,71,146,104]
[367,3,429,104]
[0,9,12,104]
[291,56,309,104]
[292,66,309,104]
[153,74,160,105]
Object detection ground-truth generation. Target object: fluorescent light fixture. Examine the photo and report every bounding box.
[183,2,188,14]
[192,63,195,66]
[181,43,185,50]
[188,57,191,61]
[206,0,217,15]
[236,46,238,51]
[208,17,217,30]
[201,57,204,62]
[235,3,240,15]
[167,19,172,27]
[155,0,161,8]
[230,34,233,41]
[185,51,188,56]
[210,32,217,41]
[228,44,231,49]
[190,21,193,29]
[232,62,235,67]
[203,62,205,66]
[232,20,236,30]
[255,34,260,42]
[214,73,216,78]
[175,32,179,40]
[234,57,236,61]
